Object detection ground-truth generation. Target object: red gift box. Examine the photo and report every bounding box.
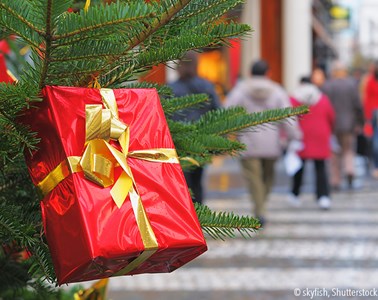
[22,86,207,284]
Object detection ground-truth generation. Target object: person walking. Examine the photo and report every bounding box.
[169,51,221,205]
[322,61,364,190]
[311,67,326,88]
[225,59,302,226]
[288,77,335,210]
[362,61,378,178]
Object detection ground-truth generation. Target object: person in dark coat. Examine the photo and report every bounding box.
[169,51,221,204]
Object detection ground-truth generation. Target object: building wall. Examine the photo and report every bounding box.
[241,0,261,78]
[359,0,378,60]
[261,0,283,84]
[165,0,314,95]
[283,0,312,93]
[241,0,313,93]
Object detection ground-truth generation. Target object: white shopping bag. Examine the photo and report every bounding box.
[283,140,303,176]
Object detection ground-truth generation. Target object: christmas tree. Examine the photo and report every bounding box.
[0,0,308,298]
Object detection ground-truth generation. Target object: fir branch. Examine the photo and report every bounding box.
[166,119,197,135]
[84,0,192,86]
[174,134,244,166]
[0,83,39,119]
[49,0,76,28]
[50,31,106,49]
[123,0,191,52]
[20,51,45,89]
[49,43,125,62]
[46,64,104,78]
[101,35,212,86]
[27,278,60,299]
[0,211,35,246]
[174,136,207,156]
[52,2,154,41]
[195,203,261,240]
[175,0,243,22]
[0,21,42,50]
[110,81,173,98]
[102,23,250,87]
[39,0,53,89]
[196,106,310,136]
[162,94,209,116]
[0,2,46,37]
[190,134,245,153]
[0,119,40,164]
[0,254,31,292]
[27,242,56,282]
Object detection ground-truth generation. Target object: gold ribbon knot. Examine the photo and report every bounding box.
[80,88,134,208]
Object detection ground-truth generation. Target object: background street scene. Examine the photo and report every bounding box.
[95,156,378,300]
[3,0,378,299]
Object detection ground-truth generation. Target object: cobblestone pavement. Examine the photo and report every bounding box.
[76,157,378,300]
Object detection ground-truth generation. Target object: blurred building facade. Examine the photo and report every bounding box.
[154,0,339,95]
[359,0,378,61]
[239,0,337,93]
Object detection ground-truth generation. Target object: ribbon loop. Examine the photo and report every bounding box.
[85,105,102,141]
[110,118,127,140]
[80,139,115,188]
[100,88,119,118]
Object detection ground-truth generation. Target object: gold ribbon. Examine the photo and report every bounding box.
[84,0,90,12]
[74,278,108,300]
[37,88,180,275]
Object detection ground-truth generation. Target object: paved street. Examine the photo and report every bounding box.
[79,156,378,300]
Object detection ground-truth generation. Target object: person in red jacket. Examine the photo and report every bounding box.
[289,76,335,210]
[363,61,378,178]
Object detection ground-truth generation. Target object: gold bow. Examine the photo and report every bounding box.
[37,88,181,274]
[80,88,134,209]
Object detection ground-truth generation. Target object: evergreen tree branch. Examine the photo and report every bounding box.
[53,14,153,41]
[162,94,209,116]
[0,25,42,50]
[175,0,243,23]
[196,106,309,136]
[39,0,53,89]
[195,203,261,240]
[27,242,56,282]
[0,254,31,293]
[0,2,46,37]
[112,81,173,97]
[120,0,192,56]
[101,22,250,87]
[77,0,192,86]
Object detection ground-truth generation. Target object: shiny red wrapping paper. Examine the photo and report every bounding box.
[22,86,207,284]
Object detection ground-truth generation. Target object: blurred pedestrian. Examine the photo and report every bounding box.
[362,61,378,178]
[322,61,364,190]
[225,59,302,226]
[169,51,221,205]
[311,67,326,88]
[288,76,335,210]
